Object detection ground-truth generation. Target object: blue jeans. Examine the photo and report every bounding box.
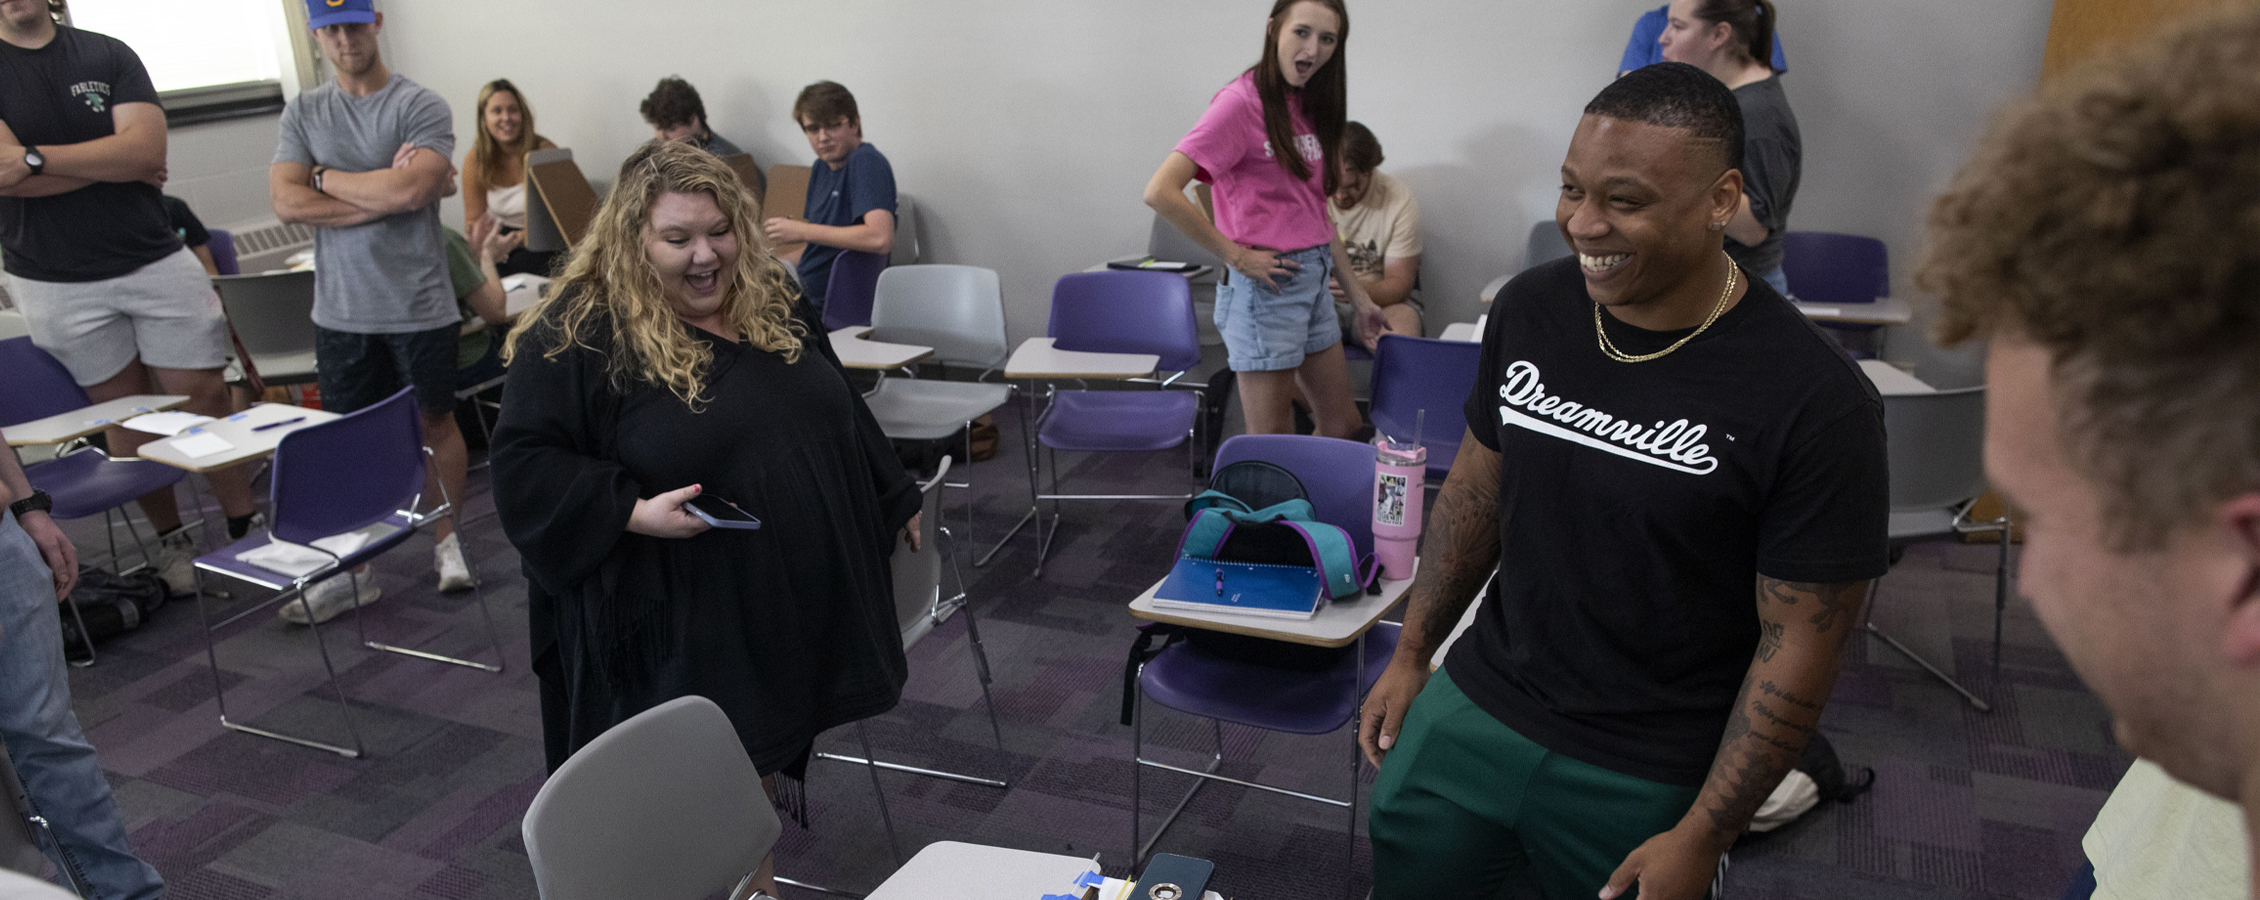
[1214,244,1340,372]
[0,511,164,900]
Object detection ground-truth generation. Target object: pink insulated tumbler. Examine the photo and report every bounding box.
[1372,433,1427,580]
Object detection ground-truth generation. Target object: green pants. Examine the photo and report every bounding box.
[1368,671,1702,900]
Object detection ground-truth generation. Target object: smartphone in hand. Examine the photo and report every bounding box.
[686,494,762,530]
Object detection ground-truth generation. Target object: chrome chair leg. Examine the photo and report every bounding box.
[194,568,365,757]
[1863,577,1992,712]
[854,721,905,866]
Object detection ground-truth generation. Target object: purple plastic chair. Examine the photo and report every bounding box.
[0,336,185,578]
[1781,232,1888,354]
[190,387,504,758]
[1022,271,1204,572]
[820,249,889,331]
[1780,232,1888,305]
[205,228,240,276]
[1368,334,1483,480]
[1130,434,1395,887]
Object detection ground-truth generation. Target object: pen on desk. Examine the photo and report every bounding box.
[251,416,306,432]
[1214,568,1224,597]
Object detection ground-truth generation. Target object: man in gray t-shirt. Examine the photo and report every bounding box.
[269,0,477,615]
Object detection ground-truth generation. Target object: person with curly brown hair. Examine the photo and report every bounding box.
[491,141,918,894]
[1918,7,2260,898]
[639,75,745,160]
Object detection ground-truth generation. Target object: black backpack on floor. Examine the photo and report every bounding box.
[58,566,169,663]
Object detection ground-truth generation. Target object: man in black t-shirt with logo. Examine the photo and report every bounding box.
[0,0,260,593]
[1359,64,1888,900]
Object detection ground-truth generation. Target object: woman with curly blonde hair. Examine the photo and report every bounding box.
[492,142,918,886]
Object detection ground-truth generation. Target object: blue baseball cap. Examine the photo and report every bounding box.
[305,0,376,30]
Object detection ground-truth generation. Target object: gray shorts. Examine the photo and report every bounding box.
[7,248,228,386]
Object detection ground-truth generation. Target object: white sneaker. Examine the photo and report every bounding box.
[434,532,476,592]
[152,529,198,596]
[278,570,380,625]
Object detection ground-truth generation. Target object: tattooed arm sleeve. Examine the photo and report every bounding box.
[1680,577,1871,844]
[1392,429,1505,666]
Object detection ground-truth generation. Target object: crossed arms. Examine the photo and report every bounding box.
[0,102,168,198]
[271,141,451,228]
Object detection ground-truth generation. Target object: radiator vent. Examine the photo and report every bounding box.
[230,221,314,256]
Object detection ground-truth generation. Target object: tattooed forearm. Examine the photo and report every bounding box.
[1805,581,1866,635]
[1759,679,1820,711]
[1684,576,1871,842]
[1401,433,1503,657]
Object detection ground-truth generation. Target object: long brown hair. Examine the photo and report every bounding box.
[1249,0,1349,195]
[505,141,804,409]
[1691,0,1777,70]
[471,79,545,187]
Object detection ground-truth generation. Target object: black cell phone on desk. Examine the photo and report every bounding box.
[1131,853,1213,900]
[685,494,762,530]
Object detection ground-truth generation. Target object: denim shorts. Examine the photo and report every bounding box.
[1215,244,1340,372]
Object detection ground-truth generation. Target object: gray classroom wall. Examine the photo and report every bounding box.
[162,0,2055,387]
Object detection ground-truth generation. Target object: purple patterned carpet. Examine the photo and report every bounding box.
[34,401,2119,899]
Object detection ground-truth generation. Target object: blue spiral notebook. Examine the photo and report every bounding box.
[1151,558,1325,620]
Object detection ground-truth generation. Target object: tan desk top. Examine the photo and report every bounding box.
[866,841,1224,900]
[829,326,935,371]
[1858,359,1937,396]
[1004,337,1158,380]
[5,395,189,446]
[138,402,341,473]
[1130,558,1416,648]
[1796,295,1914,325]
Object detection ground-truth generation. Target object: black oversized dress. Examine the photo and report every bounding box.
[491,302,919,774]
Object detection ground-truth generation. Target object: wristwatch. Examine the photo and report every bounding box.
[22,146,42,177]
[9,489,52,519]
[311,165,327,194]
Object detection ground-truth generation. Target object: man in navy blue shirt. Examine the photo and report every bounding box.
[761,81,894,313]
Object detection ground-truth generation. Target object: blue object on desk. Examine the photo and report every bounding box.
[1152,557,1322,620]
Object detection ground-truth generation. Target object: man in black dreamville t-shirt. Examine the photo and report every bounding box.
[1360,64,1887,900]
[0,10,260,574]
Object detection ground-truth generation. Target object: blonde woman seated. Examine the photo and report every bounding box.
[491,141,918,892]
[461,78,557,275]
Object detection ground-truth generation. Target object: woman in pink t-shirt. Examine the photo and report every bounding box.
[1143,0,1384,438]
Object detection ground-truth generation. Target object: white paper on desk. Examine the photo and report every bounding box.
[168,432,236,459]
[1799,306,1842,317]
[121,411,215,436]
[235,526,390,577]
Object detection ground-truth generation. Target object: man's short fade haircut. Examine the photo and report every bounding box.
[792,81,859,128]
[1920,5,2260,550]
[639,76,705,130]
[1584,62,1744,174]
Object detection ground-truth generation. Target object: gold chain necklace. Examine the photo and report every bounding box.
[1594,252,1737,363]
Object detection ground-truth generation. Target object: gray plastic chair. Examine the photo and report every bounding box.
[1523,221,1572,271]
[1870,386,2009,712]
[1147,212,1227,271]
[522,696,784,900]
[0,870,75,900]
[861,265,1015,547]
[890,195,921,266]
[213,270,319,386]
[816,459,1008,859]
